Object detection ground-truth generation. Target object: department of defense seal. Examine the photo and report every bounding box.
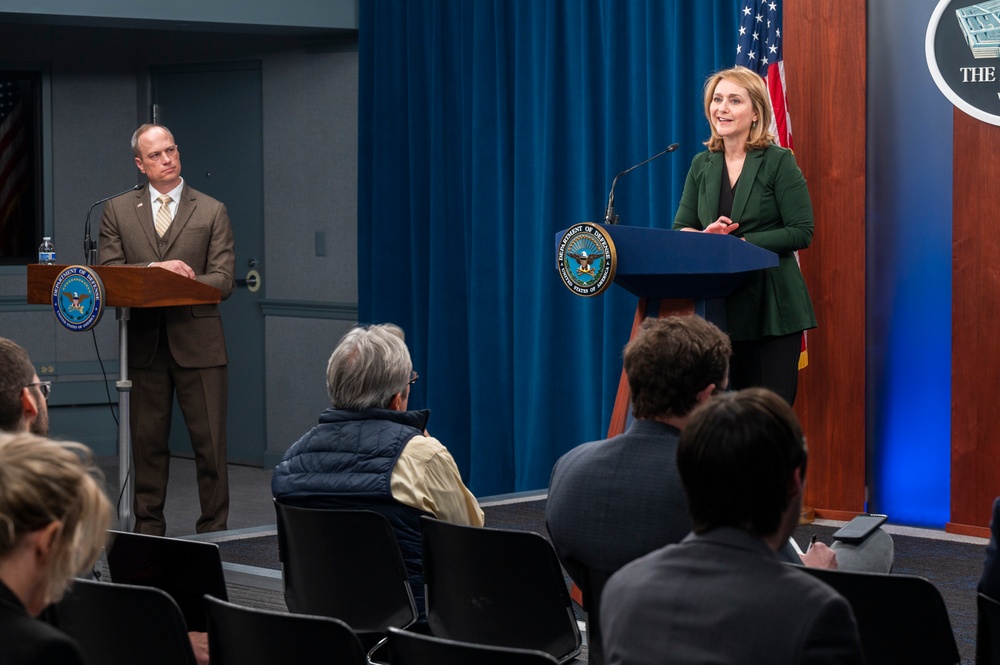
[557,223,617,297]
[927,0,1000,125]
[51,265,105,332]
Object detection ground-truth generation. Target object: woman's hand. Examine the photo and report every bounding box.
[703,216,740,235]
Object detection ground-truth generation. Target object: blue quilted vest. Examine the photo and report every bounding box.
[271,407,433,615]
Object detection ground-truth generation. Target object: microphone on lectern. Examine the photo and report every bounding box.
[603,143,679,225]
[84,184,143,265]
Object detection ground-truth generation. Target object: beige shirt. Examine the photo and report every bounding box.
[390,434,484,526]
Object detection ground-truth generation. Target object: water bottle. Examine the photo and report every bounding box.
[38,237,55,265]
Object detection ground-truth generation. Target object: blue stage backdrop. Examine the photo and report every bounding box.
[360,0,746,495]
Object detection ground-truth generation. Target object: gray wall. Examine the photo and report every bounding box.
[0,21,358,460]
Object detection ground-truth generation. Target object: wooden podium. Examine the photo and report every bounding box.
[27,264,221,530]
[556,225,778,437]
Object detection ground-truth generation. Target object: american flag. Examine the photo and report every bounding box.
[736,1,807,368]
[736,0,792,150]
[0,78,28,239]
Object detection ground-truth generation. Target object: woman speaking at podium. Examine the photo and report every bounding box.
[673,66,815,406]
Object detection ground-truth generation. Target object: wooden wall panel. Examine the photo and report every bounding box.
[949,111,1000,537]
[785,0,867,517]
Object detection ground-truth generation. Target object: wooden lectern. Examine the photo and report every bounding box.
[555,225,778,437]
[27,264,221,531]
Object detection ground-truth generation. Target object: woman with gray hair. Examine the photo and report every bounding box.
[0,433,111,664]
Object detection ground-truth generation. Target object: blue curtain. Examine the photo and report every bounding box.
[359,0,741,496]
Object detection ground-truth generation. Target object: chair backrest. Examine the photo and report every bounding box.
[800,567,960,665]
[51,578,197,665]
[387,626,560,665]
[569,560,613,665]
[105,529,228,632]
[204,594,366,665]
[420,516,582,663]
[273,500,417,634]
[978,592,1000,665]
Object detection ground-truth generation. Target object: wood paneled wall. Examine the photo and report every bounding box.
[785,0,867,517]
[949,111,1000,537]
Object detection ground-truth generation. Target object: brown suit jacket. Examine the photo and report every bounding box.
[99,183,235,368]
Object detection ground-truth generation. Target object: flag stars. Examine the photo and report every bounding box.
[740,25,747,36]
[753,31,760,41]
[743,5,753,16]
[756,12,763,23]
[768,1,777,11]
[769,43,778,54]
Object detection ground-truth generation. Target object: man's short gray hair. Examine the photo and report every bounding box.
[327,324,412,410]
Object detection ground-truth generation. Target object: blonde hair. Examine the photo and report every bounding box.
[0,433,111,605]
[703,66,776,153]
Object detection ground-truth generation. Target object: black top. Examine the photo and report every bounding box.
[0,580,84,665]
[719,158,736,218]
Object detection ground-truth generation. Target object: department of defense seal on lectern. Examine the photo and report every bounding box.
[557,223,617,297]
[51,265,105,332]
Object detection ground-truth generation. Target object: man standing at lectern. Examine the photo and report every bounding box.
[99,123,235,535]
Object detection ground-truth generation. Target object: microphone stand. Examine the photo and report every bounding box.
[604,143,679,225]
[84,184,142,265]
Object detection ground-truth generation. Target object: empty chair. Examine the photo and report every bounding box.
[978,592,1000,665]
[204,594,366,664]
[800,567,960,665]
[420,516,581,663]
[105,529,228,632]
[50,578,197,665]
[273,501,417,655]
[387,626,560,665]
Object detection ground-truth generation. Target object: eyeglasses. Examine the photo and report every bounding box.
[26,381,52,400]
[408,371,419,386]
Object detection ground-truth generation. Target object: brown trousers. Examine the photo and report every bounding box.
[130,339,229,535]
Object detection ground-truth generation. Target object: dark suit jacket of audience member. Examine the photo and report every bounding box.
[546,419,692,585]
[601,528,863,665]
[0,581,84,665]
[980,497,1000,599]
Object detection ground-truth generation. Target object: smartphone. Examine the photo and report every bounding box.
[832,513,887,543]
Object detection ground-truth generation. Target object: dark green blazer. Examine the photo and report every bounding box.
[672,144,817,341]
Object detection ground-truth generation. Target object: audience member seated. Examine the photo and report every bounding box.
[0,433,111,665]
[0,338,49,435]
[600,388,863,665]
[980,496,1000,600]
[545,315,733,663]
[271,323,484,614]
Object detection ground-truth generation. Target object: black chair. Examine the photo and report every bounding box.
[978,592,1000,665]
[105,529,228,633]
[387,626,560,664]
[204,594,366,664]
[568,560,613,665]
[420,516,581,663]
[800,567,960,664]
[50,578,197,665]
[273,501,418,658]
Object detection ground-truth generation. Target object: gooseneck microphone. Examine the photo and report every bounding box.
[84,184,143,265]
[604,143,679,225]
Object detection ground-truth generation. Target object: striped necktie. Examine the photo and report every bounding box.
[155,194,173,237]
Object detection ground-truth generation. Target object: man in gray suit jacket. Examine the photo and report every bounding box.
[600,388,863,665]
[99,124,235,535]
[545,315,733,665]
